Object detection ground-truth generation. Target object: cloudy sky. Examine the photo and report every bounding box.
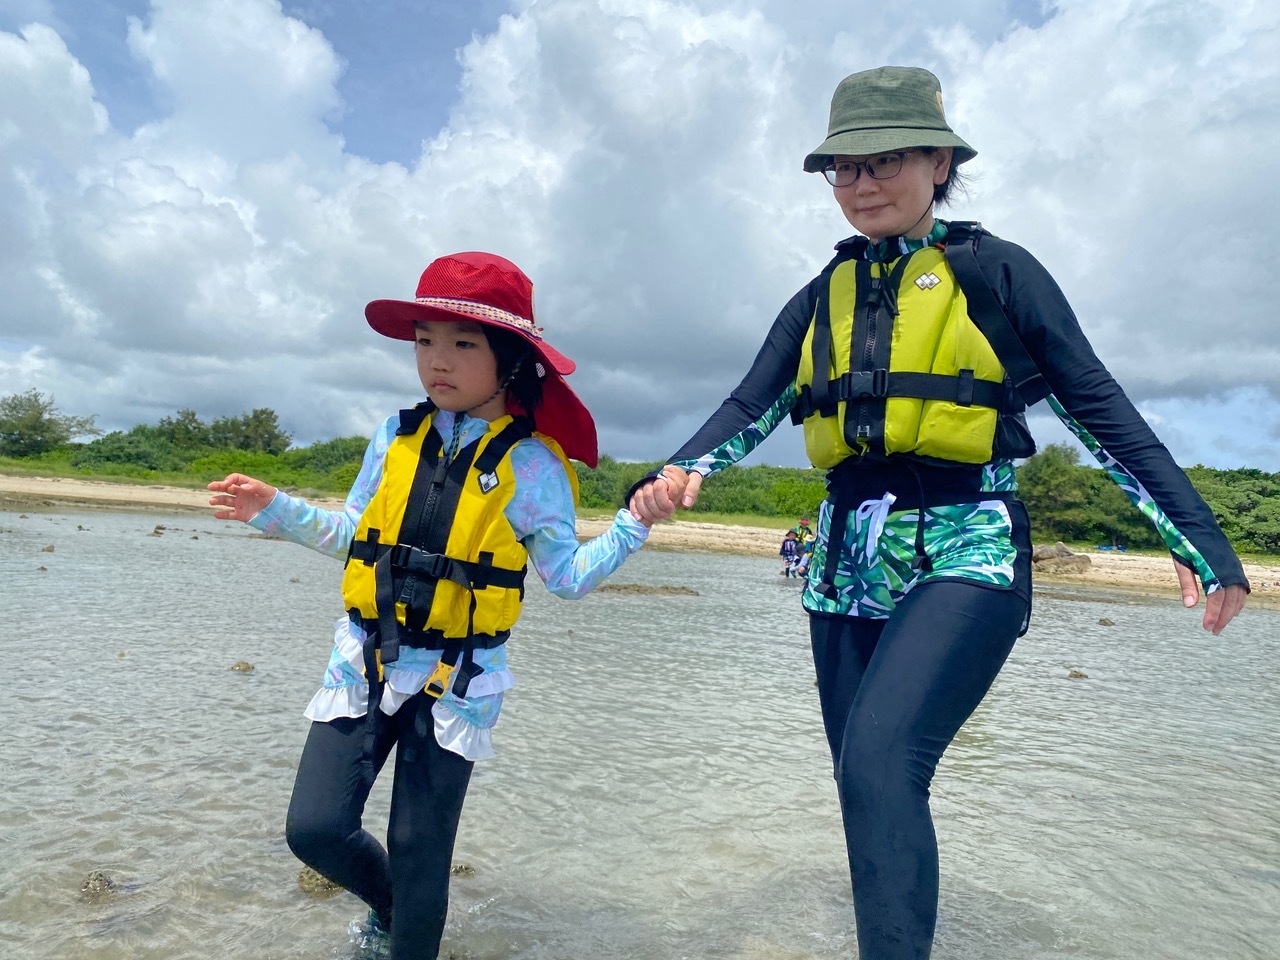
[2,0,1277,472]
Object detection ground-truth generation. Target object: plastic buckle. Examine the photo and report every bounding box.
[423,659,456,699]
[871,368,888,398]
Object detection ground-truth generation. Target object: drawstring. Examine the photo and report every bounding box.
[854,492,897,562]
[445,414,464,464]
[903,461,934,572]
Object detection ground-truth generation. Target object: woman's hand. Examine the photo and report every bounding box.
[629,466,701,525]
[1173,558,1248,635]
[208,473,277,523]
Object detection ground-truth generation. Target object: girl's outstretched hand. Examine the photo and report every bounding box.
[1173,558,1247,635]
[208,473,277,523]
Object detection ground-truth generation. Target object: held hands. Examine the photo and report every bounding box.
[207,473,277,523]
[1172,557,1247,635]
[629,465,703,525]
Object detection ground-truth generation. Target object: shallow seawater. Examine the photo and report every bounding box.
[1,506,1277,960]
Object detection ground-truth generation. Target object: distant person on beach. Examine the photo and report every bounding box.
[780,528,803,576]
[209,253,664,960]
[629,66,1249,959]
[792,516,813,543]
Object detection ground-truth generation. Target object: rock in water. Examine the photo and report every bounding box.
[1035,555,1092,575]
[80,871,117,902]
[297,866,343,898]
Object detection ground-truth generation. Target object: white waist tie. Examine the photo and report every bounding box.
[854,492,898,562]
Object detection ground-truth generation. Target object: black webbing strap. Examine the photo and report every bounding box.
[473,417,534,477]
[793,369,1005,419]
[854,253,917,455]
[816,485,850,600]
[396,401,435,437]
[942,223,1050,407]
[795,251,858,424]
[396,434,482,636]
[359,615,385,787]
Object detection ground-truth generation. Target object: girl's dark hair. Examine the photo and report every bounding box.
[482,325,544,419]
[920,146,972,207]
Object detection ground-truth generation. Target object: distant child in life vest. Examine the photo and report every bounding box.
[208,253,674,960]
[780,529,803,576]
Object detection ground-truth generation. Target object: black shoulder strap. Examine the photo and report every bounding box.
[793,247,859,425]
[473,417,534,478]
[396,400,437,436]
[943,223,1051,407]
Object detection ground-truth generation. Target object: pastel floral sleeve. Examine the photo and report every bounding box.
[507,438,649,599]
[247,417,392,559]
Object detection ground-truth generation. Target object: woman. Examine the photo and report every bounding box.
[629,66,1248,960]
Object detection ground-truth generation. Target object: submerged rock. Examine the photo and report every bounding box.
[450,862,476,877]
[80,871,118,902]
[297,866,343,899]
[596,583,700,596]
[230,661,255,672]
[1068,668,1089,679]
[1098,617,1116,626]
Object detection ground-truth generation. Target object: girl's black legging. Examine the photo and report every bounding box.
[285,693,474,960]
[810,580,1028,960]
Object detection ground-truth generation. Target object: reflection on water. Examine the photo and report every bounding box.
[1,506,1277,959]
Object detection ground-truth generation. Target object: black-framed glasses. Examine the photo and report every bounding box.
[822,150,916,187]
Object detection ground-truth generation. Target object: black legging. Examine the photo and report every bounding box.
[810,580,1028,960]
[285,693,474,960]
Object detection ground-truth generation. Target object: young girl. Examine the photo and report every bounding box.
[209,252,666,960]
[630,67,1248,959]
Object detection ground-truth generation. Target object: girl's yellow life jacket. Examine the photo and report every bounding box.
[795,245,1008,469]
[341,406,578,642]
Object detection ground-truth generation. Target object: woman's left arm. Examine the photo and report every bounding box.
[983,239,1249,630]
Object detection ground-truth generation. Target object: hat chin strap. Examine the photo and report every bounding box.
[462,354,526,418]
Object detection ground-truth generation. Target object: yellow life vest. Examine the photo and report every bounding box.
[341,405,578,653]
[794,245,1009,468]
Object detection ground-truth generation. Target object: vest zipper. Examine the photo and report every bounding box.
[854,265,880,447]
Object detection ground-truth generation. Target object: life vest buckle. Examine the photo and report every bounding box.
[871,367,888,398]
[423,659,456,699]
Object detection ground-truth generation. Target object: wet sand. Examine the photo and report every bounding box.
[4,472,1278,607]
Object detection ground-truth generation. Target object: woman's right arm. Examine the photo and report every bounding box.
[629,282,817,522]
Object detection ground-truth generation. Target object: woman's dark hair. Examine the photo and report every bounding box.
[482,325,544,419]
[920,146,972,207]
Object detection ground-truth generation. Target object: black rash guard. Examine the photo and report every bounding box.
[649,230,1247,592]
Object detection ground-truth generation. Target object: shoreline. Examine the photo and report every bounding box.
[5,472,1279,609]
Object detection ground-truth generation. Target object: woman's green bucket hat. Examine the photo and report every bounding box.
[803,66,976,173]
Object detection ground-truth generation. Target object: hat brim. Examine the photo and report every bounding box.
[803,129,976,173]
[365,298,576,376]
[508,371,598,469]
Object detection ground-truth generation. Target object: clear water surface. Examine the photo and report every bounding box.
[1,505,1276,960]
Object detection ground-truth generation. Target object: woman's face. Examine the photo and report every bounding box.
[831,147,952,241]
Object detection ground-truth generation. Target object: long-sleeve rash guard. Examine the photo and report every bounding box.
[653,224,1246,601]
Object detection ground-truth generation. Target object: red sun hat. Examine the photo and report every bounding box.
[365,252,598,467]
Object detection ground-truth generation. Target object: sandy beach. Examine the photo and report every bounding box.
[4,472,1278,608]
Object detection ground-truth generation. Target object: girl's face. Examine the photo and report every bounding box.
[414,320,507,420]
[831,147,951,241]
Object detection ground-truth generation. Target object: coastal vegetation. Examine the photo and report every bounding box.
[4,392,1279,555]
